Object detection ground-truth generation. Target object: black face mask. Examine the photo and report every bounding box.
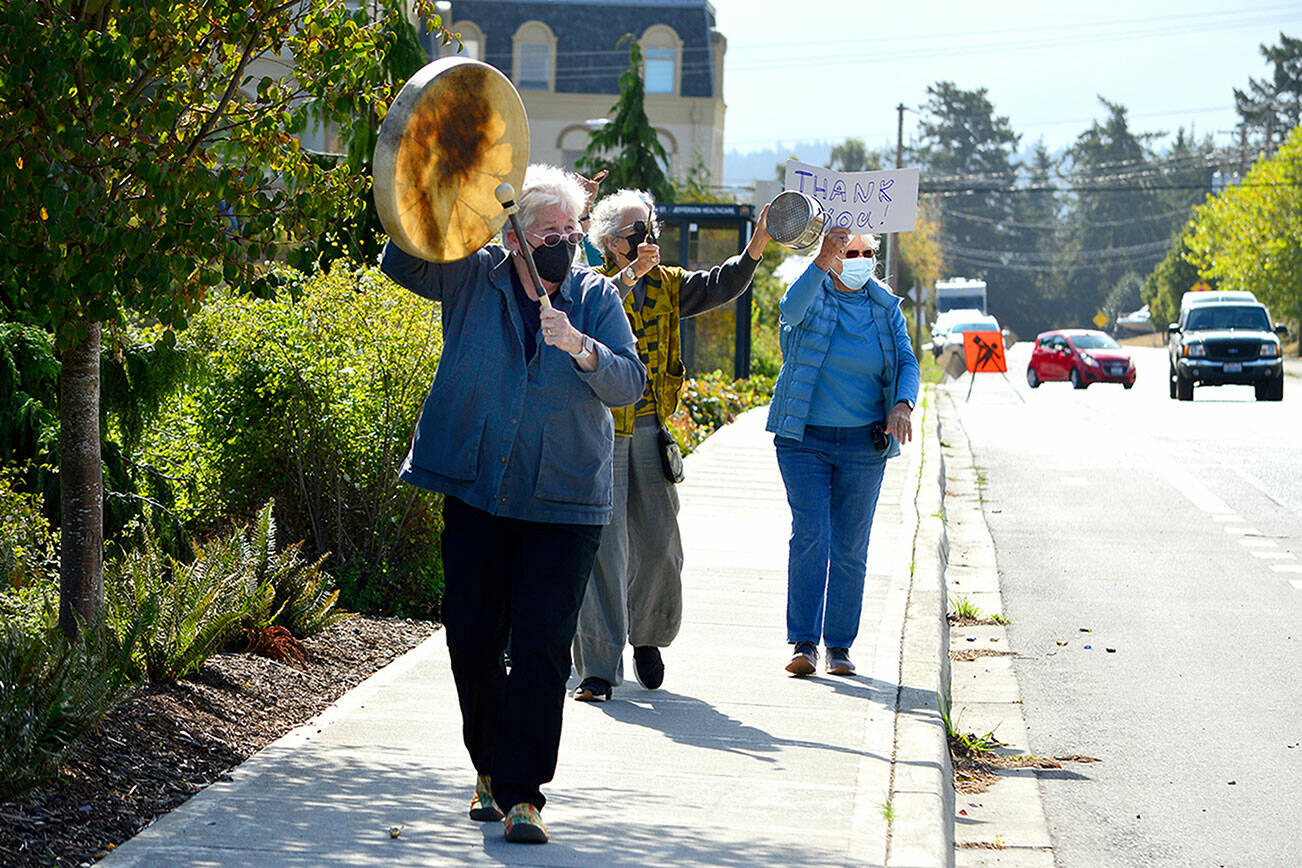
[530,239,576,283]
[624,219,656,252]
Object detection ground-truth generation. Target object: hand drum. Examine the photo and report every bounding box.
[373,57,530,262]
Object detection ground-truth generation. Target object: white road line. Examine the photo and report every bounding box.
[1223,526,1262,535]
[1291,580,1302,591]
[1238,538,1277,548]
[1270,564,1302,573]
[1250,551,1296,559]
[1142,448,1233,515]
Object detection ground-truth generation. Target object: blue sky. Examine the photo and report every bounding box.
[711,0,1302,160]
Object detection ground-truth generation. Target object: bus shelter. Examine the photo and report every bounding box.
[653,202,756,380]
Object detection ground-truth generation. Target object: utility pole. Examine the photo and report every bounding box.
[884,103,905,291]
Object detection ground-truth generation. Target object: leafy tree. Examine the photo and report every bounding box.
[577,36,675,203]
[1234,33,1302,158]
[1185,126,1302,351]
[674,154,732,203]
[0,1,449,638]
[298,0,442,271]
[1142,227,1203,329]
[997,140,1065,337]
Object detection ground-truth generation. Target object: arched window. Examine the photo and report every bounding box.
[512,21,556,91]
[640,25,682,96]
[443,20,485,60]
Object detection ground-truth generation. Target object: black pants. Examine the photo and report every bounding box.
[440,496,602,812]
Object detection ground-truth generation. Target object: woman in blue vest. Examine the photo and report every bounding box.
[766,227,920,677]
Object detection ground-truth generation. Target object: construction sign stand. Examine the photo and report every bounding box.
[962,330,1010,401]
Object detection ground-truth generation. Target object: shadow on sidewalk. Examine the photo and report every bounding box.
[587,681,895,763]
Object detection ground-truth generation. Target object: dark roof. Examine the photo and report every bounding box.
[449,1,718,98]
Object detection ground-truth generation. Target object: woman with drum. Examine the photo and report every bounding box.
[766,227,919,678]
[569,190,772,702]
[380,164,645,844]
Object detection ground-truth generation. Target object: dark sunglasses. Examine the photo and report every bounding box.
[844,249,875,259]
[528,230,585,247]
[623,219,658,245]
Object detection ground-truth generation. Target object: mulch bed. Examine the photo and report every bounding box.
[0,615,439,867]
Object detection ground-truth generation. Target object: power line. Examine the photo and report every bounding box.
[941,205,1192,230]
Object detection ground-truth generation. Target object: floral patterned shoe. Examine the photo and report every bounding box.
[503,802,548,844]
[468,774,503,822]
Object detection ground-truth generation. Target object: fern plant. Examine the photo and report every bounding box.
[0,624,136,800]
[107,526,247,684]
[240,500,345,639]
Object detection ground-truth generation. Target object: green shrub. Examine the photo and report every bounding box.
[0,625,136,801]
[138,263,444,617]
[0,467,58,592]
[669,371,776,454]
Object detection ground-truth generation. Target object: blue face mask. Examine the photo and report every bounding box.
[837,256,874,289]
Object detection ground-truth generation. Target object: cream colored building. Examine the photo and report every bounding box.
[435,0,727,184]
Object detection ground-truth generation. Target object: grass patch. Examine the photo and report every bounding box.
[947,595,1009,626]
[919,350,946,385]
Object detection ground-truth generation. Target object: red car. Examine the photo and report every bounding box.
[1027,329,1136,389]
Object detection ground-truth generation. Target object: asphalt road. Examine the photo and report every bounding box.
[945,343,1302,868]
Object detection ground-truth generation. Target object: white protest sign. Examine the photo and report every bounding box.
[783,160,920,234]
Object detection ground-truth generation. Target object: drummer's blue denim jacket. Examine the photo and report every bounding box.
[381,241,645,525]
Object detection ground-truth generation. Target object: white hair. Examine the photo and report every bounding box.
[503,164,586,244]
[589,188,659,258]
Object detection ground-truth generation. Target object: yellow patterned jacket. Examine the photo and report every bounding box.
[598,253,760,436]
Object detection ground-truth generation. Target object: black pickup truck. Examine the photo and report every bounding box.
[1168,293,1287,401]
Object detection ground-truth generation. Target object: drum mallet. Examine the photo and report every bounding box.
[496,183,553,310]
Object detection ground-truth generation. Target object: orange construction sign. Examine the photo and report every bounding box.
[962,331,1007,374]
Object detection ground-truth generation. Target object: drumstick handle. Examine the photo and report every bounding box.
[505,211,553,310]
[496,183,553,310]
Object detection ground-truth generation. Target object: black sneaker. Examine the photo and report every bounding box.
[785,641,818,676]
[573,676,612,702]
[633,645,665,689]
[825,646,855,676]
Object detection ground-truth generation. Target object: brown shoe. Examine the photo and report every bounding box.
[785,641,818,676]
[826,647,856,676]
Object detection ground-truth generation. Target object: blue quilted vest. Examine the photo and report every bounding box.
[765,274,902,458]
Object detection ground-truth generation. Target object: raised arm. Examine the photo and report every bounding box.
[679,203,772,318]
[780,226,851,325]
[380,240,474,302]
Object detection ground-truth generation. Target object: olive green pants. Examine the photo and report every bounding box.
[573,425,683,685]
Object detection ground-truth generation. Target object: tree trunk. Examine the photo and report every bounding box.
[58,319,104,640]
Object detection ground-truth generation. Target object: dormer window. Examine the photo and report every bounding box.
[513,21,556,91]
[641,25,682,96]
[645,48,675,94]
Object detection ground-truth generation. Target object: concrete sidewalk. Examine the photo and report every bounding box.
[102,401,953,868]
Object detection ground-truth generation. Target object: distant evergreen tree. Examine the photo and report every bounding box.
[577,36,675,203]
[1234,33,1302,158]
[1002,141,1065,337]
[826,139,884,172]
[910,82,1021,327]
[1061,98,1166,326]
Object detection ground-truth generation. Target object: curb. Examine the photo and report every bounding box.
[886,385,956,868]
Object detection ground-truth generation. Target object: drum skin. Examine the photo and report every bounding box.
[373,57,529,262]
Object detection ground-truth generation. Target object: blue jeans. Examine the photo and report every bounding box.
[774,424,888,649]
